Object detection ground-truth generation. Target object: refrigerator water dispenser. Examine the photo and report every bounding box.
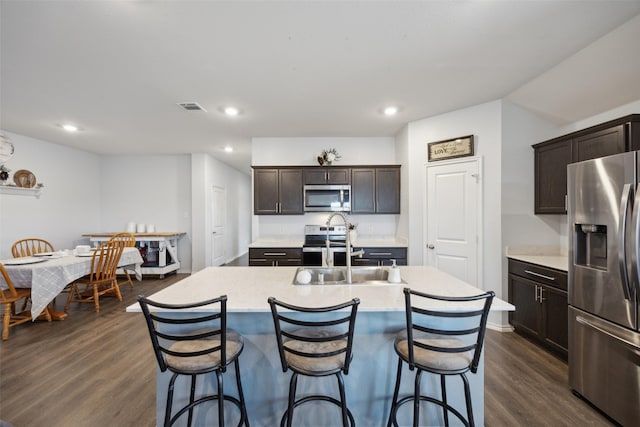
[575,224,607,270]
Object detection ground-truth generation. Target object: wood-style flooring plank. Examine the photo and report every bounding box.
[484,329,615,427]
[0,274,183,427]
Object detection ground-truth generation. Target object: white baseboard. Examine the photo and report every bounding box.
[487,322,514,332]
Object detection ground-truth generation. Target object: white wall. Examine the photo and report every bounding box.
[559,99,640,135]
[100,154,193,272]
[395,125,410,243]
[251,137,400,240]
[191,153,252,272]
[406,101,503,292]
[0,131,101,258]
[0,132,252,274]
[501,102,563,248]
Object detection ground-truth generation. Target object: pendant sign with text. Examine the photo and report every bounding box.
[428,135,474,162]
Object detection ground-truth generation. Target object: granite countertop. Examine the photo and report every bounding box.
[127,266,512,313]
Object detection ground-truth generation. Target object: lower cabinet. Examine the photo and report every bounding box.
[508,259,568,359]
[249,248,302,266]
[348,247,407,266]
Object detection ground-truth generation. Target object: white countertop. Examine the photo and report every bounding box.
[127,266,512,313]
[248,240,304,248]
[507,254,568,272]
[248,238,407,248]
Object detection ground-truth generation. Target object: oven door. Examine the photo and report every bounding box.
[302,247,323,266]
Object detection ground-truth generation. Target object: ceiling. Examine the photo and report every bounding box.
[2,1,640,174]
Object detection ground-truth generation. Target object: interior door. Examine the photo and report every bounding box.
[425,158,481,286]
[211,186,226,266]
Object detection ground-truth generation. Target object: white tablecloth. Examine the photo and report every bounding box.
[0,247,143,318]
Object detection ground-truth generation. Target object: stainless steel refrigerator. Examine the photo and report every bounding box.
[568,151,640,426]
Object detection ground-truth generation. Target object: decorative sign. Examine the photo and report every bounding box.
[427,135,474,162]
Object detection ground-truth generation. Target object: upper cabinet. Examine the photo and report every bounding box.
[533,114,640,214]
[534,139,572,214]
[253,165,401,215]
[573,124,626,162]
[351,166,400,214]
[253,167,304,215]
[303,167,350,185]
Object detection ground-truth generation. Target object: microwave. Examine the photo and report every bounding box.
[303,185,351,212]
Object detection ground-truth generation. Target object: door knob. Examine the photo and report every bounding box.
[427,244,435,249]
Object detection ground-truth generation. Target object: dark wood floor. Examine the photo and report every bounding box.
[0,272,615,426]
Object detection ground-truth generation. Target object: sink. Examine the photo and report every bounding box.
[293,267,405,285]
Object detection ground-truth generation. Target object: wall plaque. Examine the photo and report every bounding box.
[427,135,474,162]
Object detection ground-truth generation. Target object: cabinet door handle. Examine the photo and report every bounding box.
[524,269,555,281]
[539,286,544,303]
[534,285,539,303]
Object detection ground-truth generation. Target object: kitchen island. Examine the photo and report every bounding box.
[127,266,513,426]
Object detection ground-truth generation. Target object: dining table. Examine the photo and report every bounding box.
[0,247,143,319]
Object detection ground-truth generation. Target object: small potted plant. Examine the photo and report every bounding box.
[317,148,341,166]
[0,165,10,185]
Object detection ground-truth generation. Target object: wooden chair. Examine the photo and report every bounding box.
[64,240,126,313]
[1,263,52,340]
[109,232,137,289]
[11,238,54,257]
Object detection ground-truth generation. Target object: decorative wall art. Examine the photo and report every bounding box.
[427,135,474,162]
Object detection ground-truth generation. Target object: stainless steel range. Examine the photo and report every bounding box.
[302,224,347,266]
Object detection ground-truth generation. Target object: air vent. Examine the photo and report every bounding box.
[177,102,207,112]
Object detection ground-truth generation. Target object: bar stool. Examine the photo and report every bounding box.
[387,288,494,427]
[138,295,249,427]
[268,297,360,427]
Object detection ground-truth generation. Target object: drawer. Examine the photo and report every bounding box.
[249,248,302,259]
[356,247,407,260]
[508,259,567,291]
[249,248,302,266]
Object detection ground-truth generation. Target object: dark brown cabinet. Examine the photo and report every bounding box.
[534,139,572,214]
[253,168,303,215]
[508,259,568,359]
[352,247,407,266]
[351,166,400,214]
[533,114,640,214]
[254,165,401,215]
[249,248,302,266]
[573,124,625,162]
[303,168,350,185]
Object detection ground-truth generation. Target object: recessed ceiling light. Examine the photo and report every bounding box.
[384,106,398,116]
[224,146,233,153]
[62,124,79,132]
[224,107,239,116]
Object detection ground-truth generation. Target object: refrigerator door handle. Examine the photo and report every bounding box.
[618,183,633,300]
[631,186,640,295]
[576,315,640,353]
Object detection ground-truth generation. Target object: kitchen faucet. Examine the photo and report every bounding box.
[326,212,364,284]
